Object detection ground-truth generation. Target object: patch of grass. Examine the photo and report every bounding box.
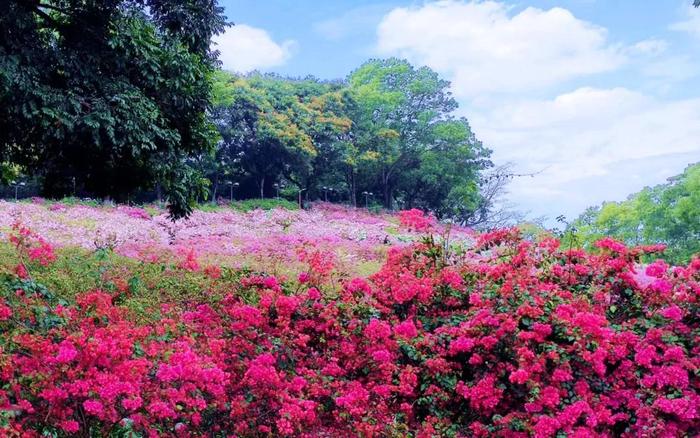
[144,205,162,217]
[197,202,225,213]
[54,196,107,208]
[230,198,299,212]
[0,242,252,323]
[191,199,300,213]
[354,260,382,277]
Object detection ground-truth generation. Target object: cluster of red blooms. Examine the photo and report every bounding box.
[296,244,336,285]
[1,220,699,437]
[116,206,152,221]
[398,208,436,232]
[8,221,56,278]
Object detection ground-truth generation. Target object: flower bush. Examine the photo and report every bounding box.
[0,214,699,436]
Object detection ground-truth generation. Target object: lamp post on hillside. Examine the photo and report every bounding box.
[274,183,283,200]
[11,181,26,201]
[362,191,373,208]
[299,188,306,210]
[298,187,306,209]
[227,181,239,202]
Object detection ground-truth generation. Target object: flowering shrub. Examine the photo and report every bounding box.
[398,208,436,232]
[7,222,56,279]
[116,206,152,220]
[0,222,699,436]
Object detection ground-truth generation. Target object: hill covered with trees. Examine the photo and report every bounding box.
[204,60,492,225]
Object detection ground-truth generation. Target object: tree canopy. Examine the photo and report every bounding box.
[571,162,700,264]
[346,59,491,215]
[0,0,227,218]
[2,3,496,225]
[207,60,493,225]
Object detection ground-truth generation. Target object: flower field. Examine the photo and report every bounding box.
[1,202,699,437]
[0,200,473,278]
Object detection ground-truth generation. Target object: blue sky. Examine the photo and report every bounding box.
[214,0,700,223]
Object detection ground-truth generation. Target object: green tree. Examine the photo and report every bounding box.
[0,0,227,218]
[212,74,311,199]
[572,163,700,264]
[404,118,491,219]
[209,72,351,201]
[347,58,491,213]
[209,60,490,220]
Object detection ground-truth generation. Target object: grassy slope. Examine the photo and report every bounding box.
[0,242,259,323]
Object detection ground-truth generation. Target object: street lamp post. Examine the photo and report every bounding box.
[227,181,239,202]
[298,188,306,209]
[362,191,373,208]
[11,181,26,201]
[274,183,281,200]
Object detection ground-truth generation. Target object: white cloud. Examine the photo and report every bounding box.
[372,1,700,222]
[376,0,625,98]
[213,25,296,73]
[628,38,668,56]
[671,5,700,40]
[469,88,700,219]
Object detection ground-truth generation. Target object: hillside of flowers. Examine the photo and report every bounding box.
[0,200,474,278]
[1,203,699,437]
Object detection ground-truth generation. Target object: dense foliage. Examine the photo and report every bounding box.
[1,209,699,436]
[206,71,352,203]
[0,0,227,218]
[207,59,493,224]
[572,163,700,265]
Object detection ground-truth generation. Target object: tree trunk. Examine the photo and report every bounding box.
[259,175,265,199]
[212,175,219,201]
[347,167,357,207]
[382,167,392,210]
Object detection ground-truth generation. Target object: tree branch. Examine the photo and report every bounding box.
[31,6,64,30]
[37,2,72,15]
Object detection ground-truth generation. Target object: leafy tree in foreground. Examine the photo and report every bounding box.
[0,0,227,218]
[571,162,700,264]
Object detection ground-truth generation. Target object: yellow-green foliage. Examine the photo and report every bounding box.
[572,162,700,264]
[518,222,554,242]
